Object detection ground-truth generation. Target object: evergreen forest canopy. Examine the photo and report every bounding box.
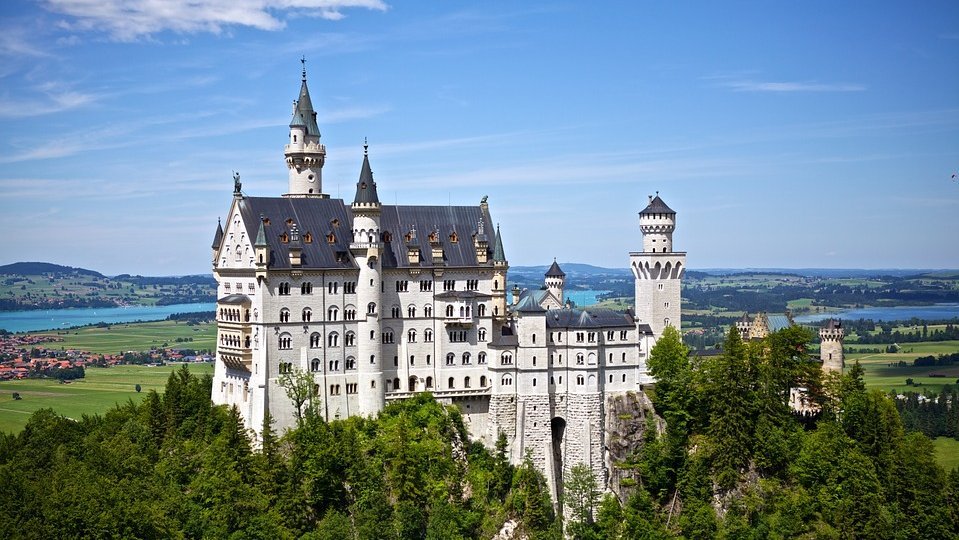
[0,328,957,539]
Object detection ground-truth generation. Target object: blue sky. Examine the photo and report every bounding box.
[0,1,957,275]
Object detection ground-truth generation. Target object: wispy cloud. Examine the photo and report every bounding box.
[0,79,100,119]
[715,79,866,93]
[41,0,390,41]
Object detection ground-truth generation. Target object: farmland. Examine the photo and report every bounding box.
[29,319,217,355]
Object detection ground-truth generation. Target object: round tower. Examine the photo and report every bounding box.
[285,58,327,198]
[544,259,565,305]
[350,143,385,415]
[820,319,845,372]
[491,224,509,320]
[639,191,676,253]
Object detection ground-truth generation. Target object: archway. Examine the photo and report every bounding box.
[551,417,567,505]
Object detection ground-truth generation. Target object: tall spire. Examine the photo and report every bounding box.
[255,218,268,247]
[290,58,319,137]
[492,224,506,262]
[352,141,380,206]
[211,218,223,249]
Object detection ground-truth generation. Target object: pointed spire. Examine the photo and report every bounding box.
[546,258,565,277]
[492,223,506,262]
[255,217,268,247]
[211,218,223,249]
[289,59,320,137]
[352,141,380,205]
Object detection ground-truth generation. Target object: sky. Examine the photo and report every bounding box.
[0,1,957,276]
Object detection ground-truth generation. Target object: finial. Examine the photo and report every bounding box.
[656,190,659,197]
[301,56,306,81]
[363,137,368,156]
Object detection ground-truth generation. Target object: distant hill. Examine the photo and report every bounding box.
[511,263,630,276]
[0,262,104,277]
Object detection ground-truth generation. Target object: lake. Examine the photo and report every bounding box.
[0,303,216,333]
[794,303,959,324]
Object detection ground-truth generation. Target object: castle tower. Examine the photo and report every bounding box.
[544,259,565,305]
[211,218,223,266]
[820,319,845,372]
[284,59,327,198]
[491,224,509,320]
[630,193,686,346]
[350,143,385,415]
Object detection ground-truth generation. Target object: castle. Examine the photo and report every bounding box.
[210,66,685,502]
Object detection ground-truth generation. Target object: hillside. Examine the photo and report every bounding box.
[0,262,103,278]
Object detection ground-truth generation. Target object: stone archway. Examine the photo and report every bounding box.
[551,417,567,504]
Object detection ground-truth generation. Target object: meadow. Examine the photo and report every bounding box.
[846,340,959,394]
[0,362,214,433]
[31,320,217,354]
[933,437,959,472]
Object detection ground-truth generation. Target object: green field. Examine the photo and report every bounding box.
[933,437,959,472]
[31,320,217,354]
[848,340,959,394]
[0,363,214,433]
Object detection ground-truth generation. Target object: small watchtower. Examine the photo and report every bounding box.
[544,259,566,305]
[820,319,845,372]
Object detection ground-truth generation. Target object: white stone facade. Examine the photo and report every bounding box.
[210,72,684,503]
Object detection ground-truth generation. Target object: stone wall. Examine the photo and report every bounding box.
[604,391,662,501]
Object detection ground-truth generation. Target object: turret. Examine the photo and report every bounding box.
[639,192,676,253]
[254,217,269,282]
[544,259,565,305]
[284,58,327,198]
[211,218,223,266]
[492,224,509,319]
[820,319,845,372]
[474,217,490,264]
[349,142,384,416]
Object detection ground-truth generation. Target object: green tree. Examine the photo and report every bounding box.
[278,367,317,426]
[565,463,599,539]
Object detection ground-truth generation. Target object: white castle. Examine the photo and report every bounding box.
[210,67,686,501]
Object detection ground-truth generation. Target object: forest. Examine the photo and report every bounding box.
[1,327,958,539]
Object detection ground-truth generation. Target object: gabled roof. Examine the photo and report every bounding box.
[211,219,224,249]
[218,294,251,305]
[640,194,675,215]
[766,314,793,333]
[515,294,547,313]
[544,307,634,329]
[353,151,380,205]
[545,259,565,278]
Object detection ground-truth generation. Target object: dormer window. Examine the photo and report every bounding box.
[331,218,340,227]
[449,231,458,243]
[280,233,289,244]
[286,218,294,226]
[303,232,312,244]
[429,231,438,243]
[327,232,336,244]
[382,231,393,243]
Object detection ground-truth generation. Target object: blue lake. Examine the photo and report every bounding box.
[565,289,612,307]
[0,303,216,333]
[793,303,959,324]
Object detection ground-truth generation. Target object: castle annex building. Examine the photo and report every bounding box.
[210,69,686,502]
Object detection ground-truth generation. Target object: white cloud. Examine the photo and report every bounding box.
[41,0,389,41]
[714,78,866,93]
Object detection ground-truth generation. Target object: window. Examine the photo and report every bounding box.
[445,305,454,317]
[532,378,537,387]
[576,332,584,343]
[622,374,627,382]
[424,328,433,342]
[311,358,320,371]
[664,302,670,308]
[279,362,293,374]
[327,306,338,321]
[330,384,341,396]
[278,334,292,350]
[409,355,415,366]
[533,356,537,366]
[658,283,664,291]
[328,360,339,371]
[408,305,416,318]
[664,317,670,327]
[478,304,486,317]
[420,280,432,292]
[577,375,585,385]
[478,328,487,341]
[478,352,487,364]
[501,375,513,386]
[446,353,455,366]
[391,305,401,318]
[607,331,614,341]
[328,282,338,294]
[501,353,513,365]
[448,377,455,389]
[310,333,321,348]
[344,281,356,294]
[381,331,394,344]
[408,329,417,342]
[278,282,291,295]
[426,376,433,389]
[622,352,627,362]
[443,279,455,291]
[449,330,467,343]
[302,282,313,295]
[345,332,355,346]
[344,308,356,321]
[302,308,312,322]
[367,302,376,315]
[480,375,487,387]
[462,352,471,365]
[621,330,628,340]
[466,279,478,291]
[346,357,356,370]
[279,309,290,323]
[347,383,357,394]
[424,305,433,317]
[609,353,613,363]
[328,333,339,347]
[576,353,584,365]
[395,280,408,292]
[426,354,431,365]
[588,332,596,343]
[464,376,471,388]
[532,334,536,344]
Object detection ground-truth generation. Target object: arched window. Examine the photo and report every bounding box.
[446,305,454,317]
[278,282,290,295]
[462,352,471,365]
[311,358,320,371]
[425,376,433,389]
[407,329,416,342]
[459,306,465,318]
[478,352,487,364]
[278,333,292,350]
[408,377,417,392]
[501,353,513,365]
[501,375,512,386]
[478,328,487,341]
[446,353,455,366]
[327,306,338,321]
[391,305,401,318]
[367,302,376,315]
[424,305,433,317]
[424,329,433,342]
[302,308,312,322]
[244,336,251,348]
[328,282,338,294]
[346,357,356,370]
[478,304,486,317]
[408,305,416,318]
[576,353,585,365]
[448,377,455,389]
[328,332,339,347]
[301,282,313,295]
[345,332,355,346]
[480,375,487,387]
[310,332,321,348]
[464,376,471,388]
[577,375,585,385]
[234,245,241,262]
[393,377,400,391]
[279,308,290,323]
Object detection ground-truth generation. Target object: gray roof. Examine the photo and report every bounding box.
[435,290,492,300]
[515,294,547,313]
[211,219,223,249]
[219,294,251,305]
[352,152,380,205]
[823,319,842,330]
[254,219,268,247]
[545,307,634,329]
[767,314,793,333]
[237,196,495,270]
[545,259,565,277]
[290,79,320,137]
[640,194,675,215]
[492,224,506,262]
